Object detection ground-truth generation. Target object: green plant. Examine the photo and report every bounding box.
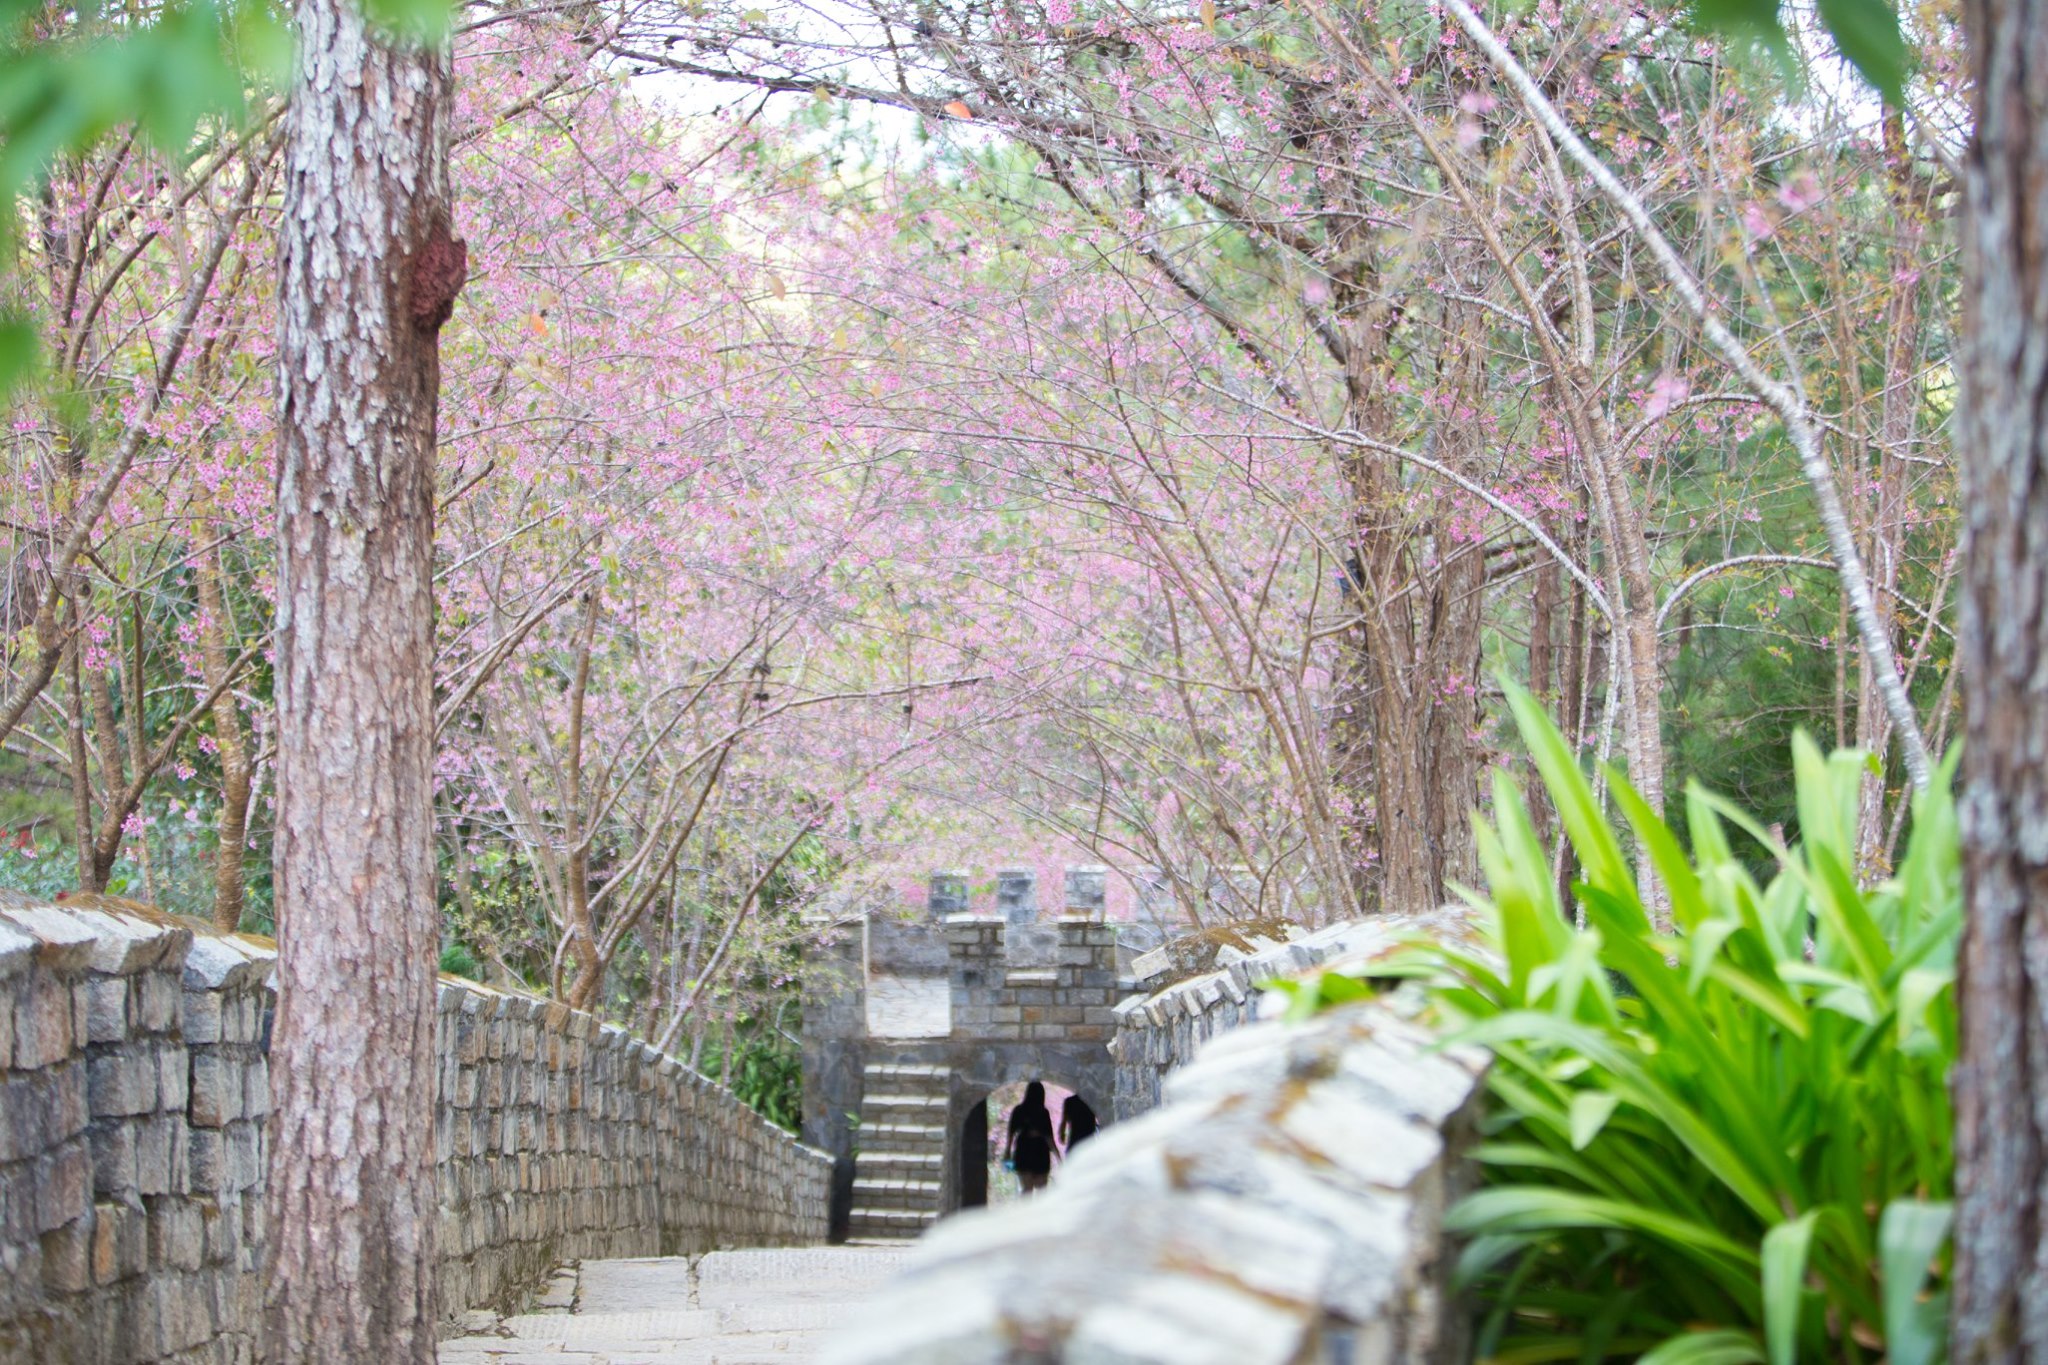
[1398,683,1958,1363]
[696,1012,804,1133]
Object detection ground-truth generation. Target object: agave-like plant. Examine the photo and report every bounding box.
[1414,682,1958,1364]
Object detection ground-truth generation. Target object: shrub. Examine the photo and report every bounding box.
[1407,684,1957,1364]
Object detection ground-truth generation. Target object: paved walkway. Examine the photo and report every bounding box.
[439,1247,908,1364]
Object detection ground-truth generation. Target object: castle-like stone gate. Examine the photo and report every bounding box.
[800,867,1140,1242]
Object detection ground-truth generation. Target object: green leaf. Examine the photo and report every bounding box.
[358,0,455,44]
[1760,1211,1817,1365]
[0,313,39,401]
[1500,677,1635,912]
[1265,969,1374,1022]
[1446,1186,1761,1272]
[1568,1090,1619,1150]
[1815,0,1909,103]
[1690,0,1782,33]
[1638,1330,1767,1365]
[1879,1200,1952,1365]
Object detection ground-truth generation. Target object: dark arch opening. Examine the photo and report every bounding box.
[958,1078,1105,1211]
[959,1101,988,1209]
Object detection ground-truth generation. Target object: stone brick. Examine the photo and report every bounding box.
[186,1129,226,1194]
[138,972,183,1033]
[158,1042,189,1112]
[242,1057,269,1119]
[35,1139,91,1234]
[150,1200,206,1272]
[188,1053,239,1127]
[0,916,38,985]
[13,974,78,1069]
[91,1201,122,1285]
[136,1112,187,1196]
[86,977,131,1044]
[180,989,223,1045]
[88,1047,157,1117]
[39,1214,91,1295]
[223,1123,260,1192]
[2,1068,82,1165]
[90,1116,139,1196]
[0,905,96,972]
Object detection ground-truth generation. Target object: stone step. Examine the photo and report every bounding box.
[855,1150,943,1168]
[852,1199,942,1219]
[851,1192,942,1216]
[848,1205,938,1222]
[846,1207,937,1238]
[859,1121,949,1143]
[863,1062,948,1080]
[861,1091,948,1109]
[855,1124,946,1155]
[852,1177,942,1199]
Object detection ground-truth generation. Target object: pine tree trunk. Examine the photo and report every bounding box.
[262,0,464,1356]
[1951,0,2048,1357]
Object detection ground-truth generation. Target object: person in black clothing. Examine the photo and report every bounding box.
[1059,1094,1098,1152]
[1005,1081,1057,1193]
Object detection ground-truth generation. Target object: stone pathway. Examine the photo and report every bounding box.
[439,1247,908,1365]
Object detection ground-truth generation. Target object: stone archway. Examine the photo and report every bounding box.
[954,1072,1109,1212]
[800,867,1140,1239]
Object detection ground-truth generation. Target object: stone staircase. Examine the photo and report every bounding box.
[848,1062,949,1242]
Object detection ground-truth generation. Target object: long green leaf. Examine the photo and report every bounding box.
[1760,1211,1817,1365]
[1447,1186,1760,1274]
[1569,1090,1620,1151]
[1638,1330,1767,1365]
[1502,678,1635,909]
[1815,0,1909,103]
[1879,1200,1952,1365]
[1453,1007,1786,1224]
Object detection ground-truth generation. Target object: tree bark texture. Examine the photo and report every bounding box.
[263,0,464,1358]
[1334,282,1487,915]
[1952,0,2048,1357]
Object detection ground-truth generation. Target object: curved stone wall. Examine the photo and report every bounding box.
[0,892,829,1364]
[1110,906,1475,1118]
[824,991,1488,1365]
[817,906,1488,1364]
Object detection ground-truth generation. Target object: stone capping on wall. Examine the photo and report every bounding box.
[0,892,831,1364]
[820,987,1489,1365]
[1110,905,1478,1119]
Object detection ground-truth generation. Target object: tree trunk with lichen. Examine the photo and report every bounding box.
[262,0,465,1356]
[1333,279,1487,915]
[1951,0,2048,1358]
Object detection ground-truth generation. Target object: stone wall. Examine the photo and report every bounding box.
[1110,906,1475,1119]
[799,919,866,1241]
[0,893,830,1364]
[821,988,1489,1365]
[943,916,1120,1050]
[432,978,831,1314]
[801,895,1131,1232]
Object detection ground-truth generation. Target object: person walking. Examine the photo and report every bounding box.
[1005,1081,1057,1193]
[1060,1094,1098,1152]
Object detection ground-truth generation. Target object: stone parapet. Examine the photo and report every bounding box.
[944,917,1119,1047]
[1109,907,1475,1120]
[0,894,829,1363]
[823,991,1488,1365]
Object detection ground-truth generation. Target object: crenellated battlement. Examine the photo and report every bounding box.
[798,862,1134,1242]
[942,914,1120,1045]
